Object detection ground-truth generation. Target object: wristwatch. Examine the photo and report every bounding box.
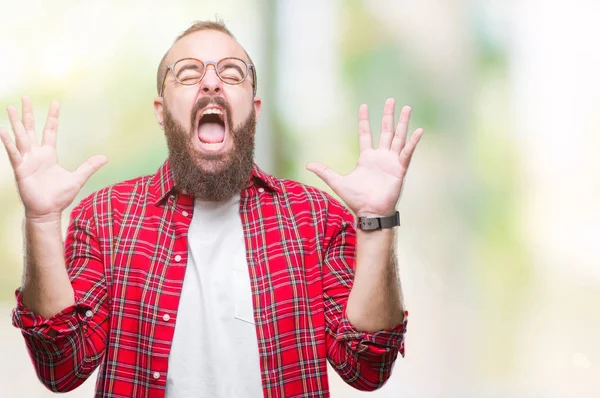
[357,211,400,231]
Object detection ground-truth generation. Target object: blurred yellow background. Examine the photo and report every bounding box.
[1,1,599,397]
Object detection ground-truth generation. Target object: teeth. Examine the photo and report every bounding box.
[202,108,223,115]
[199,141,224,149]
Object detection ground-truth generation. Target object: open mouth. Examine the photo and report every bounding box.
[196,107,227,150]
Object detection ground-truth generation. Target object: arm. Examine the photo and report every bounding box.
[1,96,108,392]
[308,98,423,389]
[346,227,405,332]
[21,216,75,318]
[13,201,111,392]
[308,98,422,333]
[322,203,407,391]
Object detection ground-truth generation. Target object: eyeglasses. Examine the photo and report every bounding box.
[159,57,257,97]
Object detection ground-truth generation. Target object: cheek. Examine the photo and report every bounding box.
[166,94,196,129]
[229,95,254,126]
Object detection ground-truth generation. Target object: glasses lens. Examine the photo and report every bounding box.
[173,59,205,85]
[217,58,247,84]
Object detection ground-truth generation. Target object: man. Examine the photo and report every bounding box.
[1,20,423,398]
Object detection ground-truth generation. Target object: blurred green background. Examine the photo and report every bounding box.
[1,1,599,397]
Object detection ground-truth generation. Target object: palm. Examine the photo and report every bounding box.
[339,149,405,216]
[16,147,84,217]
[0,97,107,220]
[307,98,423,217]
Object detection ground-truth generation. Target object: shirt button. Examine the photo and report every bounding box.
[153,371,160,379]
[258,187,265,193]
[163,314,170,322]
[85,310,93,318]
[174,255,182,262]
[182,210,189,217]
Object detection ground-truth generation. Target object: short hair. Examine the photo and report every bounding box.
[156,19,256,96]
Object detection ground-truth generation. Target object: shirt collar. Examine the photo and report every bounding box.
[149,159,282,206]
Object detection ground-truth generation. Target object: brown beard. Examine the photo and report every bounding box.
[163,96,256,202]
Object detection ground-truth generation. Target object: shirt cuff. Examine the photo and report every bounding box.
[338,310,408,358]
[11,288,92,343]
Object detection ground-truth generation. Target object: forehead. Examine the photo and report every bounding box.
[167,30,248,63]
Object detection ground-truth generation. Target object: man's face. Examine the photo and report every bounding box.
[154,30,262,201]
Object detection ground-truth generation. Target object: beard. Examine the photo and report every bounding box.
[163,96,256,202]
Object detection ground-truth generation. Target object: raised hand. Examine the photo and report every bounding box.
[307,98,423,217]
[0,96,107,222]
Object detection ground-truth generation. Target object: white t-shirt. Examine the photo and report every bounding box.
[165,195,263,398]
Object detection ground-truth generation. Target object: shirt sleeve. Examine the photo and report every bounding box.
[11,197,110,393]
[322,199,407,392]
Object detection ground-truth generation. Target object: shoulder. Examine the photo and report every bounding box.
[72,173,154,218]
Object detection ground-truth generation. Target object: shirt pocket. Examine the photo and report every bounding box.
[233,260,255,325]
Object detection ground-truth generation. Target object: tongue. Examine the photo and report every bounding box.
[198,123,225,143]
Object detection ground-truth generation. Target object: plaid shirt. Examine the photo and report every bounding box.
[12,160,407,398]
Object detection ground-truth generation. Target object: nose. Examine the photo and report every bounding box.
[199,64,223,95]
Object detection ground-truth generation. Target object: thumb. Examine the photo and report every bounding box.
[74,155,108,185]
[306,162,340,188]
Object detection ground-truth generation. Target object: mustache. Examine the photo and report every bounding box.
[190,96,231,129]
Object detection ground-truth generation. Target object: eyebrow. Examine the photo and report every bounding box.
[219,61,244,74]
[175,63,203,75]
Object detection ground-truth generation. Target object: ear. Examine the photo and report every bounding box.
[253,96,262,121]
[153,96,165,129]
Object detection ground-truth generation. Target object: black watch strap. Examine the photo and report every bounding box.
[357,211,400,231]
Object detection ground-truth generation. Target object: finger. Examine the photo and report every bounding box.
[391,106,412,153]
[6,105,31,153]
[0,127,23,167]
[306,162,341,190]
[73,155,108,186]
[399,128,424,169]
[42,100,60,148]
[21,96,38,146]
[378,98,396,150]
[358,104,372,153]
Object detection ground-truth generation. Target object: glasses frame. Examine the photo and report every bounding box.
[159,57,257,98]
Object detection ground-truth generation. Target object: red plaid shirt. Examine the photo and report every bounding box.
[12,160,407,398]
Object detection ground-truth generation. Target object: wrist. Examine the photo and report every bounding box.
[25,212,63,226]
[355,207,397,218]
[356,212,388,218]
